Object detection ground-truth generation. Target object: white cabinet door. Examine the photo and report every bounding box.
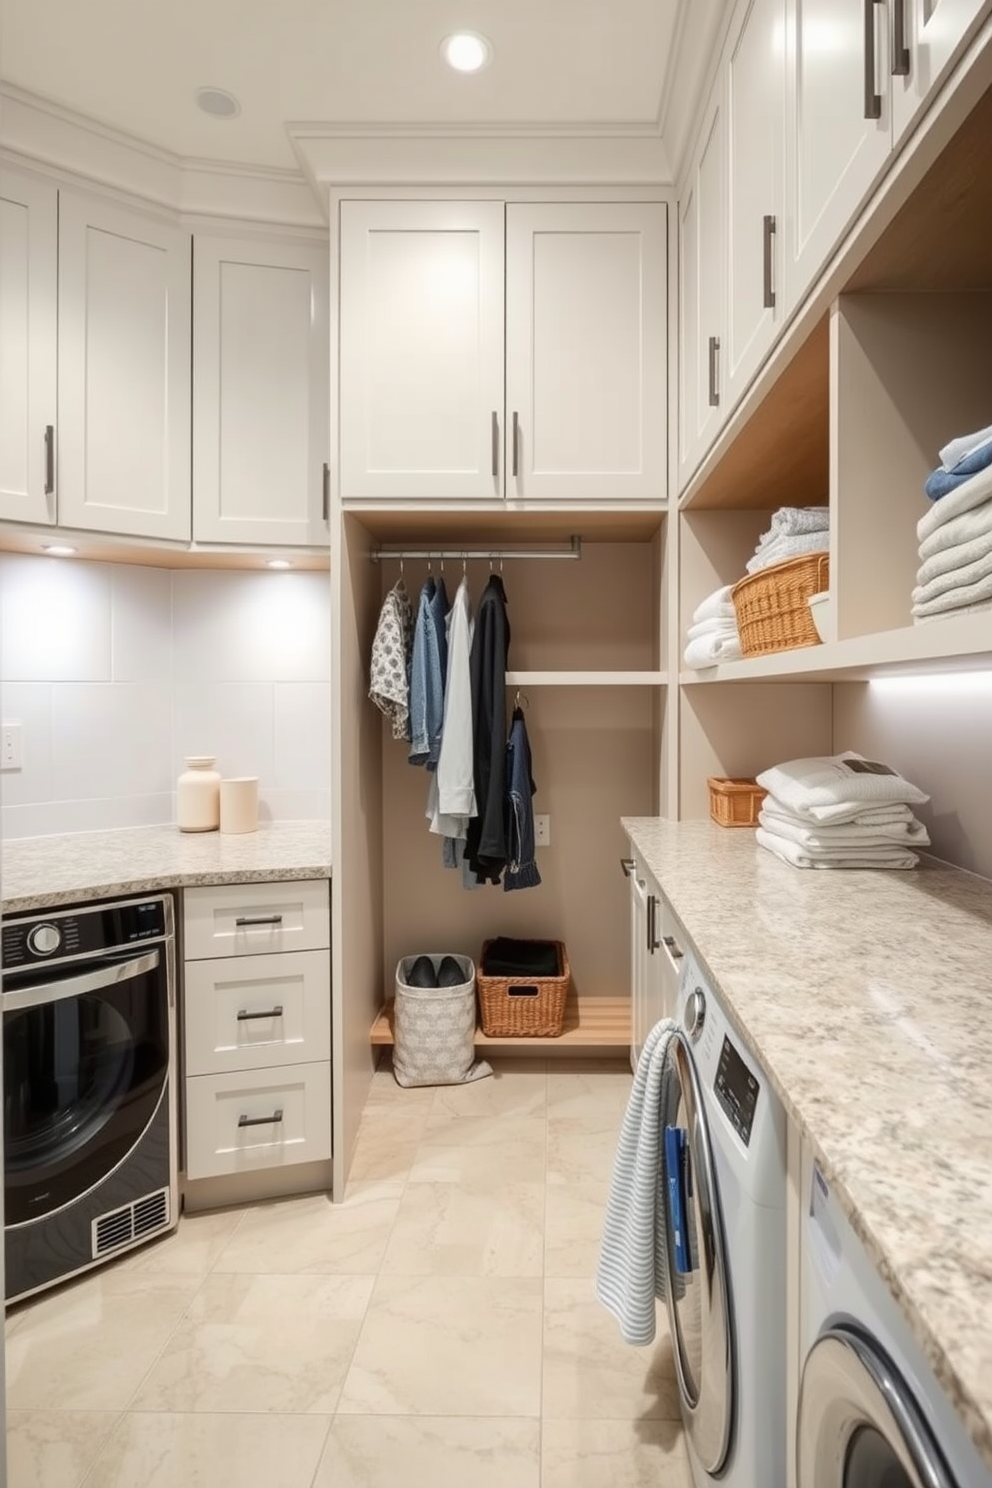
[0,168,57,526]
[785,0,893,310]
[193,235,329,547]
[339,200,505,500]
[891,0,990,141]
[725,0,787,412]
[629,863,650,1072]
[58,193,191,541]
[695,90,729,459]
[505,203,667,501]
[677,180,701,490]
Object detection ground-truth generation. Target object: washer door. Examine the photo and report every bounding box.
[665,1030,734,1475]
[797,1322,957,1488]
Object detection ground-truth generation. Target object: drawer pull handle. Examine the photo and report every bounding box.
[237,1005,284,1021]
[620,857,635,877]
[44,424,55,495]
[663,935,684,960]
[235,915,284,927]
[863,0,883,119]
[238,1109,284,1128]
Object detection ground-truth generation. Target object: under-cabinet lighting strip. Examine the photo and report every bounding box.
[370,536,582,563]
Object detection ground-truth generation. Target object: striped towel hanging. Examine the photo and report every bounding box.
[595,1018,679,1346]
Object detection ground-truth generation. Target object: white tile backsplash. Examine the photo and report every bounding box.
[1,558,331,839]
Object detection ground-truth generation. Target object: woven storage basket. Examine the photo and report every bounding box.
[707,777,766,827]
[731,553,829,658]
[477,939,570,1037]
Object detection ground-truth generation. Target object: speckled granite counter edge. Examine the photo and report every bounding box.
[2,862,333,915]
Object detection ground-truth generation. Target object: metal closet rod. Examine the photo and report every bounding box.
[370,535,582,563]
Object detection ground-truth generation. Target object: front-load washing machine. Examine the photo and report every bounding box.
[663,951,788,1488]
[797,1140,992,1488]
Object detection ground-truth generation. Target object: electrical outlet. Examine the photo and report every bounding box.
[1,722,24,772]
[534,814,551,847]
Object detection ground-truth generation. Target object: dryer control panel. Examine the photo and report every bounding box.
[714,1035,760,1148]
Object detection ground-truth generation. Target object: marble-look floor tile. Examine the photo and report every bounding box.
[117,1207,246,1275]
[546,1112,625,1187]
[409,1115,547,1186]
[546,1060,633,1118]
[363,1059,438,1111]
[338,1275,543,1417]
[130,1272,374,1415]
[312,1414,541,1487]
[541,1416,691,1487]
[348,1108,429,1182]
[6,1272,202,1412]
[6,1408,122,1488]
[545,1176,611,1278]
[426,1060,547,1126]
[542,1279,682,1421]
[83,1411,331,1488]
[212,1185,403,1275]
[381,1180,544,1276]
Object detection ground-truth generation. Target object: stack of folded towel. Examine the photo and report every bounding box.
[745,505,830,575]
[683,584,742,670]
[753,752,931,870]
[923,421,992,501]
[913,454,992,623]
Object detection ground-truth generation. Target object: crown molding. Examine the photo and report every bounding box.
[0,84,326,227]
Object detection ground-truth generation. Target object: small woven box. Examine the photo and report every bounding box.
[707,777,766,827]
[476,939,570,1037]
[731,552,829,658]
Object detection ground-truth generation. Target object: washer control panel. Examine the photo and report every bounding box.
[714,1035,760,1148]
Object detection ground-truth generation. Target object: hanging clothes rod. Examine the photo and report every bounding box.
[370,535,582,563]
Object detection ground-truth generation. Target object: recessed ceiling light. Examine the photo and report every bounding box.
[440,32,493,73]
[195,86,241,119]
[42,544,77,557]
[266,559,292,570]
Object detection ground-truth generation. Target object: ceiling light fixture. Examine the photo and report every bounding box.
[440,32,493,73]
[42,544,77,557]
[266,559,292,570]
[195,86,241,119]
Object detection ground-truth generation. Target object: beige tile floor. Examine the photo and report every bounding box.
[4,1056,691,1488]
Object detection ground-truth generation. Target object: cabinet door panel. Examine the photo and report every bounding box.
[786,0,892,309]
[677,182,700,489]
[339,201,505,499]
[726,0,786,411]
[892,0,990,141]
[506,203,667,501]
[193,237,329,546]
[58,193,191,541]
[695,95,728,454]
[0,170,57,525]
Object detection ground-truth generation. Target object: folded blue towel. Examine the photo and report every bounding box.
[925,439,992,500]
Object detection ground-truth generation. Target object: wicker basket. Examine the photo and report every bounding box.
[731,553,829,658]
[708,776,766,827]
[477,939,570,1037]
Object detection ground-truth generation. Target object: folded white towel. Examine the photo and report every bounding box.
[918,494,992,564]
[913,546,992,607]
[940,423,992,471]
[760,799,920,832]
[745,530,829,575]
[915,598,992,624]
[596,1019,678,1346]
[916,529,992,588]
[756,827,919,871]
[686,616,738,640]
[756,752,929,820]
[918,463,992,544]
[912,567,992,617]
[692,584,736,625]
[683,632,743,670]
[757,808,930,850]
[763,506,830,539]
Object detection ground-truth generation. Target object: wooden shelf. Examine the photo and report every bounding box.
[371,994,631,1053]
[506,670,667,686]
[679,614,992,683]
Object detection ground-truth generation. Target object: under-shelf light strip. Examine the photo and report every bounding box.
[369,536,582,563]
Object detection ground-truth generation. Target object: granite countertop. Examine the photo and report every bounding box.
[622,816,992,1471]
[1,821,332,914]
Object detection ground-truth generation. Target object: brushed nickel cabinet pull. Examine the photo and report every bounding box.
[762,215,776,310]
[892,0,910,76]
[238,1109,284,1128]
[707,337,721,408]
[237,1005,284,1021]
[234,914,284,927]
[620,857,635,877]
[491,410,499,479]
[44,425,55,495]
[864,0,883,119]
[322,461,330,521]
[512,410,520,479]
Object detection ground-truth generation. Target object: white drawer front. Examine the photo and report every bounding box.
[184,880,329,959]
[184,1062,331,1180]
[183,949,331,1076]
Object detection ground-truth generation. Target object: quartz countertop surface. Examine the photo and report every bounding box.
[1,821,332,914]
[622,817,992,1471]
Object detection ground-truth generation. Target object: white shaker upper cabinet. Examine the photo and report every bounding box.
[725,0,787,412]
[58,193,191,541]
[891,0,990,142]
[193,236,329,547]
[681,87,728,488]
[504,203,667,502]
[339,200,505,501]
[785,0,893,311]
[0,168,57,527]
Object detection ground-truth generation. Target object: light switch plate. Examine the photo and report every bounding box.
[535,814,551,847]
[1,722,24,771]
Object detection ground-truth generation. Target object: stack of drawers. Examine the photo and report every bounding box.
[182,880,331,1188]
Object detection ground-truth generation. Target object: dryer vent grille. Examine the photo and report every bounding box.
[92,1188,171,1258]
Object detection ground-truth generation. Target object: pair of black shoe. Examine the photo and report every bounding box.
[406,954,465,989]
